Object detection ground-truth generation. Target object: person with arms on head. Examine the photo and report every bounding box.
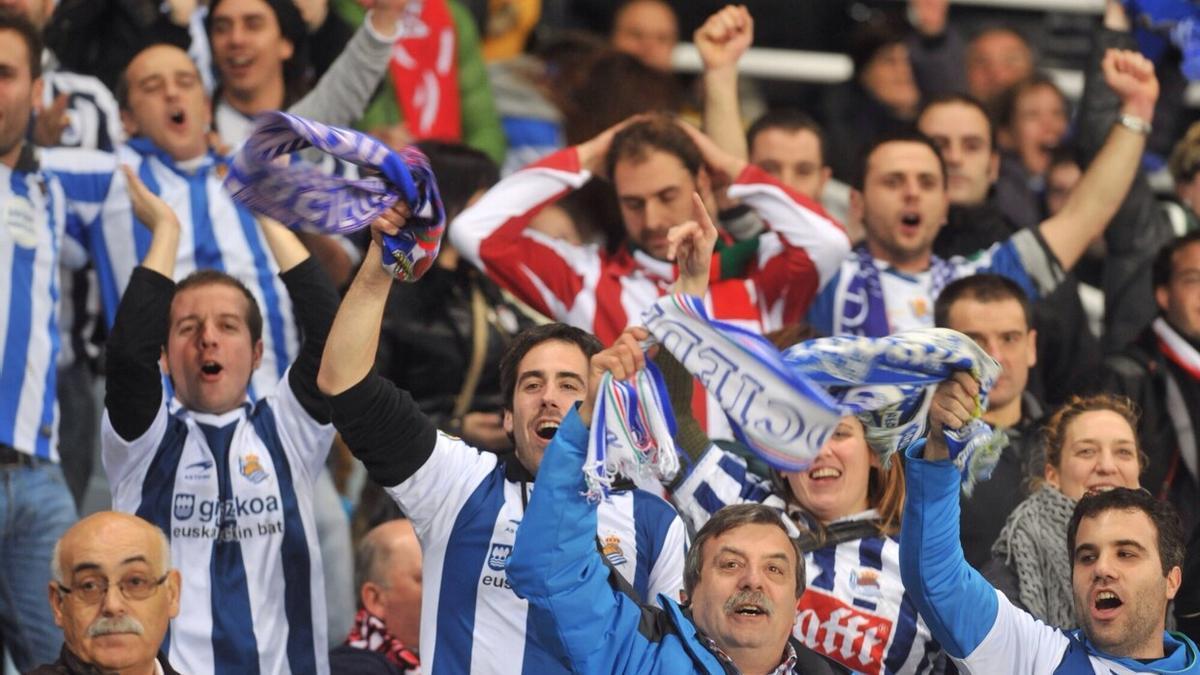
[330,519,422,674]
[807,49,1159,341]
[901,373,1199,672]
[0,9,80,671]
[317,210,689,674]
[981,394,1147,629]
[505,322,837,674]
[931,275,1046,569]
[30,512,182,675]
[101,164,341,674]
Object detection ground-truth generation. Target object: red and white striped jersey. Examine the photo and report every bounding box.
[450,147,849,437]
[450,146,849,345]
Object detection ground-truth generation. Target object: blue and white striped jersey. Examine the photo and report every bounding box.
[103,381,334,675]
[41,68,124,152]
[808,229,1061,337]
[0,148,67,461]
[674,447,941,675]
[43,141,298,397]
[386,433,689,674]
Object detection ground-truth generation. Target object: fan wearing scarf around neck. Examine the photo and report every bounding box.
[224,111,446,281]
[981,394,1147,630]
[583,192,1003,674]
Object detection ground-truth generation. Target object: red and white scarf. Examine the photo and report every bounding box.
[389,0,462,141]
[345,608,421,672]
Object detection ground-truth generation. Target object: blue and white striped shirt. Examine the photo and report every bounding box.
[386,433,689,674]
[43,140,298,397]
[0,146,67,461]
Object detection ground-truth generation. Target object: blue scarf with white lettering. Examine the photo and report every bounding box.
[224,111,445,281]
[836,246,957,336]
[645,294,1006,493]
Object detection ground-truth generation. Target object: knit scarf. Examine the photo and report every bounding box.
[225,111,446,281]
[643,293,1006,492]
[835,246,957,336]
[345,608,421,672]
[991,485,1078,629]
[583,360,679,500]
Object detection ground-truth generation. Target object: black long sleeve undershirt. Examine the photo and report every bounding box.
[327,371,438,488]
[283,257,340,423]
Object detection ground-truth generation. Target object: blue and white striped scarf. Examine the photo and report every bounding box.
[224,111,446,281]
[583,361,680,501]
[643,294,1007,493]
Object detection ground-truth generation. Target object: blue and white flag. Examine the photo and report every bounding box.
[224,111,445,281]
[584,360,679,501]
[643,294,1006,493]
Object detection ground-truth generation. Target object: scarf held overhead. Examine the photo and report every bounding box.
[583,359,679,501]
[224,111,446,281]
[643,294,1006,492]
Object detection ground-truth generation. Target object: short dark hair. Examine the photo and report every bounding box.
[1067,488,1185,577]
[172,270,264,346]
[918,93,997,151]
[856,129,948,191]
[1153,230,1200,289]
[206,0,309,106]
[684,504,805,600]
[604,114,702,182]
[498,324,603,411]
[0,9,43,80]
[934,274,1033,330]
[415,141,499,222]
[848,14,906,77]
[746,109,827,166]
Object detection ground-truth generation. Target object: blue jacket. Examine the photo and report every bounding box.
[899,439,1200,674]
[507,409,839,674]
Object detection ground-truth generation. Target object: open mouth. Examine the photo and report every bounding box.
[899,212,921,229]
[733,604,768,617]
[200,361,223,376]
[535,420,560,440]
[1094,590,1123,612]
[168,108,187,127]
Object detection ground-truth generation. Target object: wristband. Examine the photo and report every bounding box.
[1117,113,1152,136]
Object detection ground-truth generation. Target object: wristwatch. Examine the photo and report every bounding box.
[1117,113,1153,136]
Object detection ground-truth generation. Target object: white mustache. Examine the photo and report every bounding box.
[88,615,145,638]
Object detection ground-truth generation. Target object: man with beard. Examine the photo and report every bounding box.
[317,213,688,674]
[30,512,182,675]
[902,374,1199,674]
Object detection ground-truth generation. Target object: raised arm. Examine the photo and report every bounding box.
[1038,48,1159,272]
[901,373,1068,672]
[288,0,403,129]
[696,5,753,162]
[105,167,180,441]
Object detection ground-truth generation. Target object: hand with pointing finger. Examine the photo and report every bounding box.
[667,193,719,297]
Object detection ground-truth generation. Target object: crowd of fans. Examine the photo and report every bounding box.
[4,0,1200,673]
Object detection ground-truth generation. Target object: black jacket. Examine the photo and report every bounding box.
[25,646,181,675]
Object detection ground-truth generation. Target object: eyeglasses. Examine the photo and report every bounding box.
[56,572,169,605]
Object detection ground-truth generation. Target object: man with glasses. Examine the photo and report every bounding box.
[33,511,182,675]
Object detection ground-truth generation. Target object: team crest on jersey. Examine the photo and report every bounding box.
[487,543,512,571]
[850,567,883,600]
[174,493,196,520]
[601,535,628,566]
[239,453,269,484]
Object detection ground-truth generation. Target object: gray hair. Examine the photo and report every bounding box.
[683,503,806,600]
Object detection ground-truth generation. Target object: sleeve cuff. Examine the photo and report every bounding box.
[361,10,400,43]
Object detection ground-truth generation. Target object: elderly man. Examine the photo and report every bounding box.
[505,326,836,674]
[32,511,181,675]
[330,519,423,673]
